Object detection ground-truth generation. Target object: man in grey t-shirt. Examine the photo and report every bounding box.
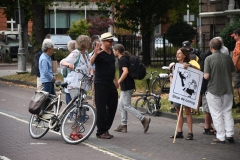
[204,38,235,143]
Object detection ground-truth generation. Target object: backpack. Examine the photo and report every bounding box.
[128,55,146,80]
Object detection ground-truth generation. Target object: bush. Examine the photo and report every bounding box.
[54,50,69,62]
[219,15,240,51]
[165,21,196,47]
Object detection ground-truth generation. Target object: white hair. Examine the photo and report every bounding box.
[214,36,224,45]
[42,39,54,52]
[67,40,76,52]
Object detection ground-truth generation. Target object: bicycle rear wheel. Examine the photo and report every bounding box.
[61,103,96,144]
[135,97,149,115]
[152,78,162,95]
[29,114,49,139]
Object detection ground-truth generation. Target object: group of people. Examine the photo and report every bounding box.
[37,28,240,143]
[169,28,240,143]
[37,32,151,141]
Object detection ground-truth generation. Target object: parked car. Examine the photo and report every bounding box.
[49,34,72,51]
[155,37,172,49]
[0,30,32,60]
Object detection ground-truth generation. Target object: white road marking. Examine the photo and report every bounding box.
[0,155,11,160]
[0,112,133,160]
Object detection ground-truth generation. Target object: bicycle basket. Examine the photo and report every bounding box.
[81,77,92,92]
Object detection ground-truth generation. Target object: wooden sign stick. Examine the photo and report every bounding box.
[173,104,183,143]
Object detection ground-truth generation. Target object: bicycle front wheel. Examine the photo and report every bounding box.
[29,114,49,139]
[152,78,162,95]
[148,97,156,115]
[61,103,96,144]
[135,97,149,115]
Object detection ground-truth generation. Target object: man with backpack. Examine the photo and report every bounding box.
[112,44,151,133]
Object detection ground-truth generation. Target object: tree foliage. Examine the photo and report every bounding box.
[87,15,113,36]
[219,16,240,51]
[67,19,91,39]
[165,21,196,47]
[168,0,199,25]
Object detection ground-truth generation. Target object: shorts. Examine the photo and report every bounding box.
[202,92,210,113]
[173,102,181,108]
[234,72,240,88]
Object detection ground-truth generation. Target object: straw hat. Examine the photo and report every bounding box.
[100,32,114,41]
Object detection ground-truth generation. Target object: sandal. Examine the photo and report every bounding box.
[70,134,80,140]
[203,128,215,135]
[170,132,184,138]
[185,133,193,140]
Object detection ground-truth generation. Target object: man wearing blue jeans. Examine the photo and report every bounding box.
[39,39,57,95]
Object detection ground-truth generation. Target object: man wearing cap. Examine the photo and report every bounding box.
[232,28,240,109]
[90,32,119,139]
[182,40,201,63]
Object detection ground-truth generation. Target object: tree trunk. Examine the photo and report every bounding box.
[30,0,45,76]
[142,32,151,66]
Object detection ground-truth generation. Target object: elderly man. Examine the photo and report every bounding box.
[39,39,57,95]
[90,32,119,139]
[213,36,229,55]
[204,38,235,143]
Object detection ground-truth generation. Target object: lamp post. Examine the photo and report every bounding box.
[17,0,27,74]
[54,2,56,34]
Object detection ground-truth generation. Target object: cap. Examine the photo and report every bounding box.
[231,34,235,38]
[100,32,114,41]
[182,41,192,48]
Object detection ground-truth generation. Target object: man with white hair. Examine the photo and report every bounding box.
[214,36,229,55]
[39,39,57,95]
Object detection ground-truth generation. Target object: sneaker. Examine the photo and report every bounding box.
[106,131,114,138]
[114,124,127,133]
[226,137,235,143]
[141,117,151,133]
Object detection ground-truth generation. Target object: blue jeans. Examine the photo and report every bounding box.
[66,93,72,104]
[42,82,56,95]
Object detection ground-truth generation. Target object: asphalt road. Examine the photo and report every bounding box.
[1,81,240,160]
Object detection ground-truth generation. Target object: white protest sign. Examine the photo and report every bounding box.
[169,63,203,109]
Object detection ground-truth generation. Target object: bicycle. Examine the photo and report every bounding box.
[135,71,161,116]
[29,69,96,145]
[151,66,171,95]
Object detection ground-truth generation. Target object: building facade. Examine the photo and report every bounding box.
[199,0,240,52]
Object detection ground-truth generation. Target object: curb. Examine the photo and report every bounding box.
[1,77,240,124]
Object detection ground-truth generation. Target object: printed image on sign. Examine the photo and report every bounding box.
[169,63,203,109]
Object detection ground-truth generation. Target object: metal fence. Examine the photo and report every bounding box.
[116,34,200,67]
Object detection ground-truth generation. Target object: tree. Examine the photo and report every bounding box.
[73,0,178,65]
[165,21,196,47]
[87,15,113,36]
[219,16,240,51]
[67,19,91,40]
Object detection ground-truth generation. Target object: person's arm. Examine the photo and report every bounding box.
[204,73,210,80]
[118,67,128,84]
[60,50,79,69]
[114,74,119,89]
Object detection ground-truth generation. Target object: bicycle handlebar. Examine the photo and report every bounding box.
[162,66,169,70]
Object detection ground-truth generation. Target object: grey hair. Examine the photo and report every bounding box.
[76,35,91,51]
[42,39,54,52]
[91,39,100,49]
[67,40,76,52]
[214,36,224,45]
[209,38,222,50]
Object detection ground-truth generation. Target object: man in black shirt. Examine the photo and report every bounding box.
[90,32,118,139]
[112,44,151,133]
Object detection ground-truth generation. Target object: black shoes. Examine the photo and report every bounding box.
[226,137,235,143]
[170,132,184,138]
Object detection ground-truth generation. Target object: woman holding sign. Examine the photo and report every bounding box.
[169,48,198,140]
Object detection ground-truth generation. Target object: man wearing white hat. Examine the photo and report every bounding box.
[90,32,119,139]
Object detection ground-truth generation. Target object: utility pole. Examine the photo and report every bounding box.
[17,0,27,74]
[54,2,56,34]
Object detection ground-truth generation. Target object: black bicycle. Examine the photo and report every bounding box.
[135,71,161,116]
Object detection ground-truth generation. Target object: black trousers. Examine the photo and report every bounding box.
[94,83,118,136]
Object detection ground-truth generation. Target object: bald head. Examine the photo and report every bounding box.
[209,38,222,51]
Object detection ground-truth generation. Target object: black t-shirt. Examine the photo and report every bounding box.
[118,56,135,91]
[94,50,116,85]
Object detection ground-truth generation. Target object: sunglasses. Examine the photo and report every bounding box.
[105,40,114,43]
